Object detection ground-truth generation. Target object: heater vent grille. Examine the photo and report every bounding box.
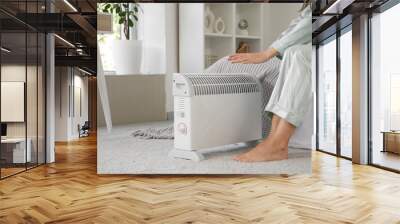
[185,74,260,96]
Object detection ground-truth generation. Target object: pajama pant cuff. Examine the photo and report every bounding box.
[265,103,303,127]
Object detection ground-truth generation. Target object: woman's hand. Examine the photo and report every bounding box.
[228,52,268,64]
[228,48,278,64]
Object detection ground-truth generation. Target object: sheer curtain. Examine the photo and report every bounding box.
[137,3,166,74]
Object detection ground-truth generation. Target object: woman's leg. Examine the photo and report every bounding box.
[234,114,294,162]
[234,44,312,162]
[270,115,281,134]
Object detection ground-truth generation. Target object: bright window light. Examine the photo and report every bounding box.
[1,47,11,53]
[54,34,75,48]
[78,67,92,76]
[63,0,78,12]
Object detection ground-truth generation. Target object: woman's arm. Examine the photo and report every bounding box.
[270,7,311,56]
[228,7,311,64]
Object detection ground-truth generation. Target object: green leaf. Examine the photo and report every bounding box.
[112,4,119,13]
[119,11,126,17]
[116,6,121,14]
[128,19,134,27]
[133,15,138,21]
[119,18,124,24]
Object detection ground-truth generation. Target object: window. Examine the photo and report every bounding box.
[316,27,353,159]
[0,1,46,179]
[339,29,352,158]
[317,37,337,154]
[370,3,400,171]
[390,75,400,130]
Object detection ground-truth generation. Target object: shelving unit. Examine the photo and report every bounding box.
[179,3,264,72]
[205,33,233,38]
[235,35,262,39]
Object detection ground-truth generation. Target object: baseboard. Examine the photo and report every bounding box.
[167,111,174,120]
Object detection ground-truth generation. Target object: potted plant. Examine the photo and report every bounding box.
[99,2,142,74]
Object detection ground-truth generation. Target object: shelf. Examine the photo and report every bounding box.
[235,35,261,39]
[206,34,261,39]
[235,38,262,53]
[235,3,262,37]
[205,33,233,38]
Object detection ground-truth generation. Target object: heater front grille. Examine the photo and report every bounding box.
[184,74,260,96]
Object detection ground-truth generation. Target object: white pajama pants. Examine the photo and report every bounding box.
[265,44,312,127]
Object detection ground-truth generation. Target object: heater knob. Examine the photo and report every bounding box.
[177,123,187,135]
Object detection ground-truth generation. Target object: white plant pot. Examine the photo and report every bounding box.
[112,39,142,75]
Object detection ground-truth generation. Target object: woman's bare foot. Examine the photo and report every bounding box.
[233,138,288,162]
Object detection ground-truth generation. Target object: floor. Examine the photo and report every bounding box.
[98,122,311,174]
[372,150,400,171]
[0,135,400,223]
[0,167,25,178]
[1,163,45,179]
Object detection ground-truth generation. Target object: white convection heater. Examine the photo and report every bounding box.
[169,73,263,161]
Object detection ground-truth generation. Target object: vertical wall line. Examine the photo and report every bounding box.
[36,0,39,167]
[315,45,320,151]
[44,22,47,165]
[367,11,373,165]
[68,68,71,118]
[73,68,75,118]
[25,0,28,171]
[59,68,62,117]
[336,28,341,157]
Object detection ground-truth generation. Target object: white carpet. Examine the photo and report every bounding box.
[97,121,311,174]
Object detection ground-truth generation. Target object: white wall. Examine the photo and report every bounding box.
[263,3,302,49]
[55,67,89,141]
[71,74,89,138]
[137,3,178,114]
[97,74,166,127]
[46,33,55,163]
[312,45,317,150]
[139,3,167,74]
[55,67,69,141]
[2,64,47,164]
[1,65,40,137]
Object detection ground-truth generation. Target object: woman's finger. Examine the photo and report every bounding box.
[229,57,243,62]
[229,53,240,58]
[229,56,244,62]
[228,54,241,61]
[230,53,248,59]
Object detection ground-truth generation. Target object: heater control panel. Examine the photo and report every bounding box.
[174,95,192,149]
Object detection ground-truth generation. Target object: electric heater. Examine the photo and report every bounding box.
[169,73,263,161]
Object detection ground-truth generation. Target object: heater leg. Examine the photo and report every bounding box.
[168,148,205,162]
